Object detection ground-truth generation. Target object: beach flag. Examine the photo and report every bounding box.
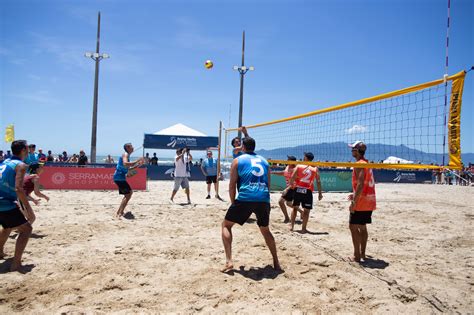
[4,124,14,143]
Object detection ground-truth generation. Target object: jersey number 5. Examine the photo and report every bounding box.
[251,158,265,177]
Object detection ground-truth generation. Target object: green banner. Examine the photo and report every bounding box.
[271,170,352,192]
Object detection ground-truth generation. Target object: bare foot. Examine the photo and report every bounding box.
[0,251,5,259]
[283,218,290,224]
[301,229,308,234]
[115,211,124,218]
[10,260,22,272]
[274,262,283,272]
[347,256,361,263]
[289,226,294,232]
[220,261,234,273]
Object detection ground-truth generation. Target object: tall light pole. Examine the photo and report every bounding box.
[85,12,109,163]
[233,31,254,138]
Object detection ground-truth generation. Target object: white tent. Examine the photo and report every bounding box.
[153,123,207,137]
[383,156,414,164]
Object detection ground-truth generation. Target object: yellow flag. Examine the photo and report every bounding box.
[4,124,14,143]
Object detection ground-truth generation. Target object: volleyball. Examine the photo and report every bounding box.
[205,60,213,69]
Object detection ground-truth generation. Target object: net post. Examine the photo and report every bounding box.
[217,121,223,196]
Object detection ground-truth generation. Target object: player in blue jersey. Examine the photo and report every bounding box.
[221,137,282,272]
[0,140,35,272]
[113,143,144,218]
[231,126,250,159]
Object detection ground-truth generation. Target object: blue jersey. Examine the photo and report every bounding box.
[236,153,270,203]
[113,155,128,181]
[202,158,217,176]
[25,152,38,164]
[0,157,23,211]
[233,151,243,159]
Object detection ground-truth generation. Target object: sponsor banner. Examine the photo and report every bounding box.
[373,170,432,183]
[271,169,433,191]
[39,166,147,190]
[271,170,353,192]
[143,134,218,150]
[448,72,465,169]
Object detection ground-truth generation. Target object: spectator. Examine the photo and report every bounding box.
[105,155,115,164]
[68,154,79,164]
[0,150,4,163]
[62,151,68,162]
[201,150,220,199]
[150,153,158,165]
[78,150,88,166]
[25,144,38,164]
[46,150,54,162]
[5,150,12,159]
[144,153,151,165]
[37,148,46,162]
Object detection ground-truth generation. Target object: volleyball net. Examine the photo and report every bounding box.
[224,71,466,170]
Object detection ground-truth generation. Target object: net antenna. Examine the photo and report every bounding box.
[442,0,451,165]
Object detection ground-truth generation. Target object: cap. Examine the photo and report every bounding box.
[348,140,365,148]
[304,152,314,161]
[287,155,297,161]
[349,141,367,153]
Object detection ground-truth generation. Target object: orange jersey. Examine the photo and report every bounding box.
[352,159,376,211]
[294,165,319,191]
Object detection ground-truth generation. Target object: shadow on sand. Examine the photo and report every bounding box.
[361,257,389,269]
[0,258,36,274]
[225,265,284,281]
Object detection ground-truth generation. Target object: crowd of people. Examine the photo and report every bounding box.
[432,167,473,186]
[0,144,88,165]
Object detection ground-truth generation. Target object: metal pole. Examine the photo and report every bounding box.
[217,121,223,197]
[90,12,101,163]
[442,0,450,166]
[237,31,245,138]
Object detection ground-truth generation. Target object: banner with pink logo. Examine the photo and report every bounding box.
[39,166,147,190]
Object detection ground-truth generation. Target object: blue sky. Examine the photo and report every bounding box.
[1,0,473,158]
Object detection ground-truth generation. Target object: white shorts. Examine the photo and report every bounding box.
[174,177,190,190]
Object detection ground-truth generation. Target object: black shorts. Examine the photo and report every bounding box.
[282,188,295,202]
[292,188,313,209]
[349,211,373,225]
[0,207,28,229]
[206,176,217,184]
[225,200,270,227]
[115,180,132,195]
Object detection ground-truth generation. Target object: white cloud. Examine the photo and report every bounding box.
[346,124,368,134]
[11,90,60,105]
[27,74,41,80]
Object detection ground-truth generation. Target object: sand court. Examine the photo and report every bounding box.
[0,182,472,313]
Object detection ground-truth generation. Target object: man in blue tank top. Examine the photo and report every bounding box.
[0,140,35,272]
[221,137,282,272]
[113,143,144,218]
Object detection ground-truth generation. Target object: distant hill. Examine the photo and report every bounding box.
[256,141,474,165]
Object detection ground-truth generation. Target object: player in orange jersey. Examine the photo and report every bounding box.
[347,141,376,263]
[289,152,323,233]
